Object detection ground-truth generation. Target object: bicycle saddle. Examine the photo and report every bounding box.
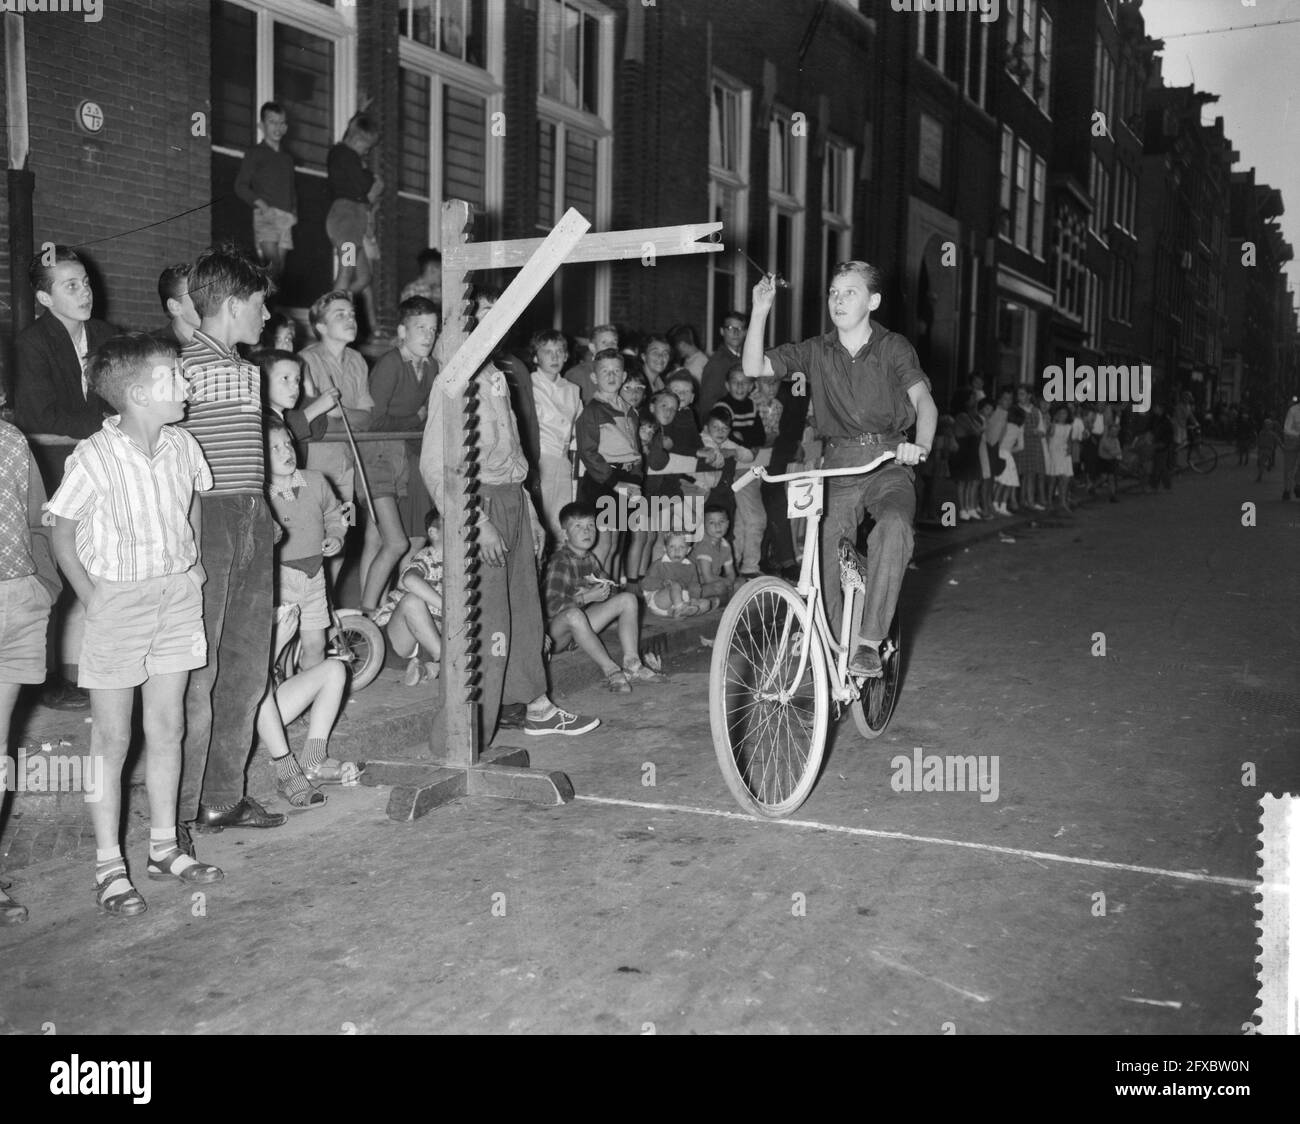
[837,538,866,592]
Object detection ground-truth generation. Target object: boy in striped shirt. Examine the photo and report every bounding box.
[177,246,287,836]
[48,333,224,916]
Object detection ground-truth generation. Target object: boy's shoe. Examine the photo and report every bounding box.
[193,796,287,831]
[498,703,527,729]
[606,669,633,693]
[524,707,600,736]
[403,656,423,687]
[147,847,225,884]
[848,645,883,679]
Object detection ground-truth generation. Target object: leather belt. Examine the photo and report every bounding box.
[823,433,896,447]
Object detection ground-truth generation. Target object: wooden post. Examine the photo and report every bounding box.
[363,202,721,821]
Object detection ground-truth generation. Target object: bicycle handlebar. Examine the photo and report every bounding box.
[733,448,916,491]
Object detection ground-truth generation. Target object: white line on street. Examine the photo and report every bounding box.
[575,795,1258,890]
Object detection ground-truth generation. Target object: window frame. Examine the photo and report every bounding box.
[820,138,854,332]
[766,107,807,346]
[708,70,752,344]
[535,0,615,328]
[397,3,505,250]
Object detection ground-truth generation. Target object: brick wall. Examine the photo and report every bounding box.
[7,0,209,338]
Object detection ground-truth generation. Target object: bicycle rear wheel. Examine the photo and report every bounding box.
[333,612,386,691]
[850,610,902,739]
[709,577,830,818]
[1189,442,1218,474]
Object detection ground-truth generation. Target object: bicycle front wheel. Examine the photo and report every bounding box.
[1189,442,1218,474]
[709,577,830,818]
[333,612,386,691]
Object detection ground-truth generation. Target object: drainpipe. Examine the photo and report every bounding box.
[6,13,35,349]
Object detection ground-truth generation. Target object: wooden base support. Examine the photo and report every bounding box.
[362,745,574,822]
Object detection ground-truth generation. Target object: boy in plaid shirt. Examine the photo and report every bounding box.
[543,502,664,693]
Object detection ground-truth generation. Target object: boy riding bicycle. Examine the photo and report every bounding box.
[742,261,936,679]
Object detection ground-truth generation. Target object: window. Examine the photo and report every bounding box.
[1030,155,1046,258]
[1013,140,1030,249]
[998,298,1037,385]
[400,0,486,68]
[999,126,1013,239]
[918,114,943,189]
[964,17,989,111]
[767,110,806,344]
[1089,153,1111,241]
[917,9,944,69]
[534,0,612,331]
[397,2,502,255]
[709,73,751,342]
[821,140,854,331]
[539,0,601,114]
[1035,13,1052,114]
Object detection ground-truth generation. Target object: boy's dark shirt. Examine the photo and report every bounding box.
[326,143,374,203]
[275,397,328,463]
[718,392,764,449]
[13,313,115,439]
[700,345,741,418]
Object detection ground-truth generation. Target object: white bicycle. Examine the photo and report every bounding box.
[709,450,906,817]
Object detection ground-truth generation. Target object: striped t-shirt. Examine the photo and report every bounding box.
[179,329,264,494]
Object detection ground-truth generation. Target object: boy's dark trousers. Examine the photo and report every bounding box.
[179,494,275,820]
[439,483,547,746]
[1148,446,1172,491]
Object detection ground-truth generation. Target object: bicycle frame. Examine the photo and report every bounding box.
[734,450,896,705]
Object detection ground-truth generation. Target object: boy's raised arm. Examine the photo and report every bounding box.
[742,277,778,379]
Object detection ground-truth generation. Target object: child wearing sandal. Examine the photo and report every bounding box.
[542,502,665,693]
[371,509,444,687]
[641,530,717,618]
[47,333,224,917]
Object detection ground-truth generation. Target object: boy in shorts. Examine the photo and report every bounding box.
[543,502,664,692]
[0,419,62,924]
[372,510,444,687]
[266,418,346,671]
[235,102,297,281]
[47,333,224,917]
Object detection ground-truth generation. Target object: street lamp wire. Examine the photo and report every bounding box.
[1160,16,1300,39]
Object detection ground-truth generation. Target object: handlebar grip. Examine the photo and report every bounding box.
[732,467,762,492]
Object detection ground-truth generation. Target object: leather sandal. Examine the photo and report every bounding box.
[305,758,362,785]
[146,846,225,884]
[95,871,148,917]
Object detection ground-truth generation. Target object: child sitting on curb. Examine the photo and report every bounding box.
[371,509,444,687]
[641,530,717,618]
[543,502,665,693]
[689,505,736,601]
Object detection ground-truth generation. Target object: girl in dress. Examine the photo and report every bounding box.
[994,405,1024,515]
[1014,385,1048,510]
[1046,404,1074,511]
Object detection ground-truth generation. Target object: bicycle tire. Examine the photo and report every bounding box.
[850,609,903,739]
[334,614,386,691]
[1189,442,1218,474]
[709,576,830,818]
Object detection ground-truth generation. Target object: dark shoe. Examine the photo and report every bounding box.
[497,703,527,730]
[194,796,287,832]
[848,645,883,679]
[0,883,28,926]
[40,680,90,710]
